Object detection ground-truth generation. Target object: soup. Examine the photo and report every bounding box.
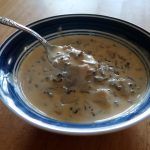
[18,35,148,123]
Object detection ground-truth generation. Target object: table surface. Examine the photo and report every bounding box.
[0,0,150,150]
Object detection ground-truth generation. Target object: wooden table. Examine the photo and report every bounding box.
[0,0,150,149]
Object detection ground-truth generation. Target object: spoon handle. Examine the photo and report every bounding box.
[0,16,47,44]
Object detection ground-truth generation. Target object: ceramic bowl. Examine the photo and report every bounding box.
[0,14,150,135]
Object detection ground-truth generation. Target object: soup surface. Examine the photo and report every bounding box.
[18,35,147,123]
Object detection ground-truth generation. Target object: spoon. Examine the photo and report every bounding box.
[0,17,97,72]
[0,16,63,62]
[0,17,99,92]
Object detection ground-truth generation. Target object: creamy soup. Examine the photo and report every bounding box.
[18,35,148,123]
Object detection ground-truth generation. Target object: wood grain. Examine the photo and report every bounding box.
[0,0,150,150]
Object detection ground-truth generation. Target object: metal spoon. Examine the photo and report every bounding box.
[0,17,99,92]
[0,16,62,62]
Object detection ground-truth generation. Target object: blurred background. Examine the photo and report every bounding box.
[0,0,150,43]
[0,0,150,150]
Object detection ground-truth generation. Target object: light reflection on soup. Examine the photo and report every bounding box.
[18,35,148,123]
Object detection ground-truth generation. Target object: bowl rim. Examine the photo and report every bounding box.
[0,14,150,135]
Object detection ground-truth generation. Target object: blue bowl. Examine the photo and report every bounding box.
[0,14,150,135]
